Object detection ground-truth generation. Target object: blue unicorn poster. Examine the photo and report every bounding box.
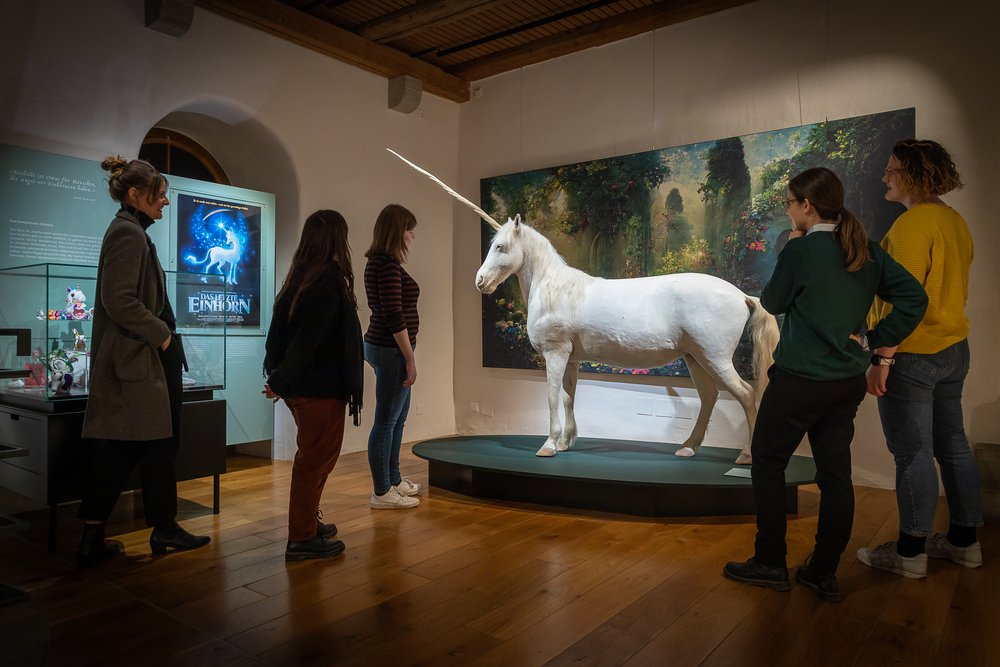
[175,193,261,327]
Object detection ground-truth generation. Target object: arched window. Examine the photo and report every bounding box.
[139,129,229,185]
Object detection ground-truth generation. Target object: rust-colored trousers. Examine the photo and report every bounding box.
[285,397,346,542]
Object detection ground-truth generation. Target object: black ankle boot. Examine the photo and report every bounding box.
[285,536,346,561]
[316,510,338,539]
[77,523,124,569]
[149,523,211,555]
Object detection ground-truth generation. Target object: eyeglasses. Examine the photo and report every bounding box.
[782,198,801,209]
[883,168,902,177]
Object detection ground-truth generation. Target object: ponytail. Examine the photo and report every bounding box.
[788,168,871,272]
[834,209,870,272]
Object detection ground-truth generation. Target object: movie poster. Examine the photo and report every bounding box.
[175,193,261,327]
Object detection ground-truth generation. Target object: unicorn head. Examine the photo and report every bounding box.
[476,215,526,294]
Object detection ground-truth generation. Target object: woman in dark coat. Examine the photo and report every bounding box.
[264,210,364,561]
[77,156,210,568]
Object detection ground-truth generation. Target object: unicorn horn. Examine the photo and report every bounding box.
[386,148,503,231]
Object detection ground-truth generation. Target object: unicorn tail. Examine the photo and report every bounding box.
[745,296,779,397]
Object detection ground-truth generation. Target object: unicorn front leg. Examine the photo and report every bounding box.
[557,363,578,451]
[537,349,571,457]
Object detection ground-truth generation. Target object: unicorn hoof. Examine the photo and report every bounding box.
[556,438,574,452]
[674,447,696,458]
[735,452,752,465]
[536,445,557,457]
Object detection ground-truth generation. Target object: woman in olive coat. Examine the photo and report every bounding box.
[76,156,210,567]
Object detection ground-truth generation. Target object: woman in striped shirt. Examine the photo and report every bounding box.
[364,204,422,509]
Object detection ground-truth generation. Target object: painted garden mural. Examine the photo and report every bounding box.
[479,107,916,377]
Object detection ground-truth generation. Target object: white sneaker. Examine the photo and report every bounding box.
[370,487,420,509]
[394,477,422,497]
[857,541,927,579]
[926,534,983,568]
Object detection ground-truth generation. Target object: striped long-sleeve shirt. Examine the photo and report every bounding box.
[364,252,420,348]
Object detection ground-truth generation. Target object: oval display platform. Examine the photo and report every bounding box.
[413,435,817,517]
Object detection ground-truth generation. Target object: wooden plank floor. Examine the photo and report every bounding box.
[1,444,996,667]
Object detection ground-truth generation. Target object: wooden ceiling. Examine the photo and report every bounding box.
[196,0,757,103]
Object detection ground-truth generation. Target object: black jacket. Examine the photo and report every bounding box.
[264,267,364,423]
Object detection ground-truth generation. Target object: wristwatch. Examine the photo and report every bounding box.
[871,354,895,366]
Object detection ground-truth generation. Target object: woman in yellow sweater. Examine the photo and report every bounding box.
[858,139,983,578]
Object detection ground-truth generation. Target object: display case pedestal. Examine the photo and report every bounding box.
[0,391,226,551]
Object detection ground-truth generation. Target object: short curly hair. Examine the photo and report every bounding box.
[891,139,963,200]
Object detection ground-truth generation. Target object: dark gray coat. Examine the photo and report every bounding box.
[82,209,173,441]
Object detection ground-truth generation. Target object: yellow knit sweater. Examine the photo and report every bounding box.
[868,203,973,354]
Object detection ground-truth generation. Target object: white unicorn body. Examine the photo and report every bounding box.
[476,215,779,464]
[187,228,243,285]
[385,147,779,464]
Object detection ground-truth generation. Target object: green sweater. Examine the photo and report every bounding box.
[762,230,927,380]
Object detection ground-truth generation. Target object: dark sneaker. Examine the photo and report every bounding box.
[723,557,790,591]
[795,565,841,603]
[316,510,338,540]
[285,536,346,561]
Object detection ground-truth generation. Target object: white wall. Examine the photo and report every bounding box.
[0,0,460,459]
[455,0,1000,488]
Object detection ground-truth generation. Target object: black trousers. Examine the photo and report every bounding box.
[77,345,183,528]
[751,365,867,574]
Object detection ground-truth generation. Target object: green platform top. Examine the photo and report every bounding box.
[412,435,817,488]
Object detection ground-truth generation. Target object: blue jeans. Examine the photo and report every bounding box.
[365,341,412,496]
[877,339,983,536]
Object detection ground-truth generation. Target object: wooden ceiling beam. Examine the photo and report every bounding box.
[449,0,758,81]
[196,0,471,102]
[358,0,509,44]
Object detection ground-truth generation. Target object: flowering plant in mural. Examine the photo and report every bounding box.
[721,207,768,292]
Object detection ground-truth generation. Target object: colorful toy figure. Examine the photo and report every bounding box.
[35,285,94,321]
[45,347,76,393]
[72,328,87,352]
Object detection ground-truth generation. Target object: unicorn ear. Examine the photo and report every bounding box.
[513,214,521,227]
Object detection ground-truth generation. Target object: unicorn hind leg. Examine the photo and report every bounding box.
[676,354,719,458]
[696,356,757,464]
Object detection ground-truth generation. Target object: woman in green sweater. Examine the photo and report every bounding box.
[857,140,983,578]
[724,167,926,603]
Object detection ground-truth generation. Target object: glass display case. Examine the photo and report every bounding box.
[0,263,226,409]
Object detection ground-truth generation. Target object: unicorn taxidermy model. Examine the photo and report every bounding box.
[387,149,780,464]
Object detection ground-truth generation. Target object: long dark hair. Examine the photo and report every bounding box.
[891,139,963,199]
[100,155,167,204]
[365,203,416,263]
[275,210,356,316]
[788,167,869,272]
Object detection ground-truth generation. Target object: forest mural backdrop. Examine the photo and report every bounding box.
[480,108,915,377]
